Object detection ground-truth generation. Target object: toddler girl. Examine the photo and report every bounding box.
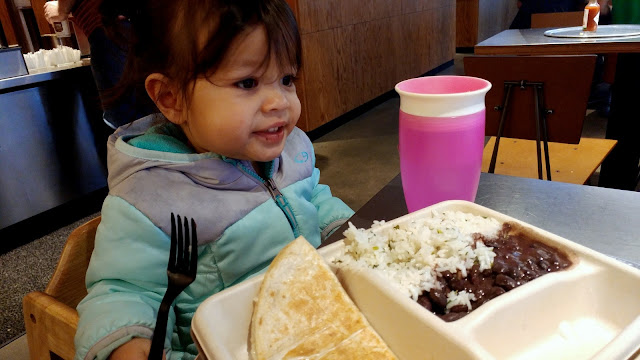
[74,1,354,359]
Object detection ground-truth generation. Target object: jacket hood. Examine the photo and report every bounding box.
[107,115,251,191]
[104,114,314,243]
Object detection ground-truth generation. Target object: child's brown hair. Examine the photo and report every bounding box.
[102,0,301,111]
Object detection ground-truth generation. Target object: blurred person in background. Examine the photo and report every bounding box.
[44,0,155,168]
[509,0,584,29]
[598,0,640,191]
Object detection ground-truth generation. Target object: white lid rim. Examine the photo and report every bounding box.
[395,76,492,99]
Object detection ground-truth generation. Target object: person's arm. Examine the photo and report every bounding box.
[43,0,77,23]
[307,166,355,241]
[108,338,164,360]
[75,196,175,360]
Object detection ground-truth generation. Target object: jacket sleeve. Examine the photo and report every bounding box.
[309,167,355,241]
[74,195,174,360]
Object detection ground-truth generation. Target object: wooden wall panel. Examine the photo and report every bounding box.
[348,0,398,33]
[30,0,54,36]
[477,0,518,43]
[300,26,358,129]
[456,0,478,47]
[396,11,433,81]
[434,5,457,66]
[296,1,455,131]
[352,17,398,106]
[0,0,18,45]
[402,0,455,13]
[456,0,517,48]
[297,0,341,34]
[297,0,398,34]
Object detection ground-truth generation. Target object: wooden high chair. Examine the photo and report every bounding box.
[22,216,101,360]
[464,55,616,184]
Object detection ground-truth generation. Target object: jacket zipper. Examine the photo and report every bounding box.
[227,159,300,236]
[264,178,300,237]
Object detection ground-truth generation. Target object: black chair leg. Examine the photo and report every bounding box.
[489,84,514,174]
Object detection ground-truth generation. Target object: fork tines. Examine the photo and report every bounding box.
[170,213,197,274]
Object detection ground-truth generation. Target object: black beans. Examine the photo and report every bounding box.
[416,223,572,322]
[495,274,517,290]
[441,312,468,322]
[417,294,433,311]
[429,288,448,309]
[449,304,468,313]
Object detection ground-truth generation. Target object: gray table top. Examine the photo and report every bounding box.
[474,27,640,55]
[326,173,640,266]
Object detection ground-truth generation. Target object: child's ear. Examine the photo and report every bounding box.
[145,73,185,124]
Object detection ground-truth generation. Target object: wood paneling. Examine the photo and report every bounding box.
[0,0,18,45]
[30,0,54,36]
[433,5,457,68]
[298,2,456,131]
[297,0,399,34]
[300,25,357,128]
[456,0,478,47]
[402,0,454,14]
[394,11,428,82]
[456,0,517,48]
[477,0,518,43]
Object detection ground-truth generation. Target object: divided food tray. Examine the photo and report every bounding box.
[191,200,640,360]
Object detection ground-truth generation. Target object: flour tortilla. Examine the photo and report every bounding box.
[249,237,398,360]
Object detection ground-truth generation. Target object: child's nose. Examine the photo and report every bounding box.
[262,86,289,112]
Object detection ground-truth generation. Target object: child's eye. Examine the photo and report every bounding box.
[281,75,295,87]
[237,78,258,89]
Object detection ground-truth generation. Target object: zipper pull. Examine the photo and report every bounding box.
[265,178,285,206]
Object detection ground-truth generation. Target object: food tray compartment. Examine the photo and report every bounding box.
[191,241,346,360]
[191,200,640,360]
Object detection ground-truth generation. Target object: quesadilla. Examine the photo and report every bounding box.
[249,237,398,360]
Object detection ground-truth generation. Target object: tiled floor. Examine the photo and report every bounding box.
[0,53,611,359]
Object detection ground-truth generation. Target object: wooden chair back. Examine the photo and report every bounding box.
[464,55,596,144]
[463,55,616,184]
[45,216,100,306]
[531,11,584,28]
[531,11,617,89]
[23,216,101,360]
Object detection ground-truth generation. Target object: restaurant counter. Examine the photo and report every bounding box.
[0,64,107,233]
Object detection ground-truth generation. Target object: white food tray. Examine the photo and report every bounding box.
[191,200,640,360]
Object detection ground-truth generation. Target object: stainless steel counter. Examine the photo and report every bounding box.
[0,63,86,90]
[0,64,107,234]
[326,173,640,265]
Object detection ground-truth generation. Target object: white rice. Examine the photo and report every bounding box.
[331,209,502,310]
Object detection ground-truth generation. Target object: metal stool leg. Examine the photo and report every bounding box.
[489,83,514,173]
[533,84,544,180]
[537,85,552,181]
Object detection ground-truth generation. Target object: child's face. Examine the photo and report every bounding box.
[180,25,300,161]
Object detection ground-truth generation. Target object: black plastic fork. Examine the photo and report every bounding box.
[148,213,198,360]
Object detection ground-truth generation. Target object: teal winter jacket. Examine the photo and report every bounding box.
[74,115,354,359]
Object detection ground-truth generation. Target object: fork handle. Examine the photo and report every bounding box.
[148,293,175,360]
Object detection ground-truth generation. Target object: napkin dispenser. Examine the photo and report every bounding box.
[0,46,28,80]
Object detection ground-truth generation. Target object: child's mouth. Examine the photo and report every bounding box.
[254,126,285,143]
